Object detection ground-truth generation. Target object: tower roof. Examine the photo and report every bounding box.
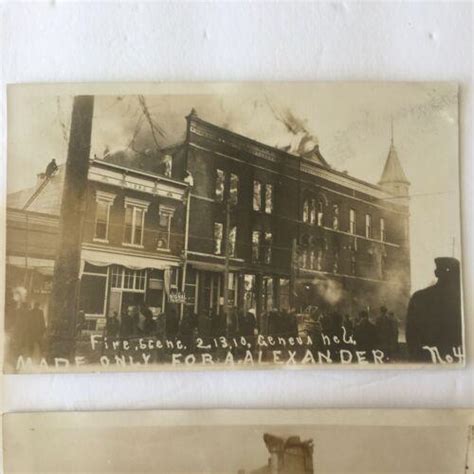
[378,141,410,185]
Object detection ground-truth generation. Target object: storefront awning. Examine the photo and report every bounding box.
[188,260,244,273]
[6,255,55,276]
[81,248,180,272]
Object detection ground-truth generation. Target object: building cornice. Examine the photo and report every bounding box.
[187,115,402,203]
[88,161,187,201]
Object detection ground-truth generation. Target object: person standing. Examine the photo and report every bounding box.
[105,311,120,338]
[375,306,394,361]
[406,257,462,362]
[354,310,377,359]
[29,302,46,357]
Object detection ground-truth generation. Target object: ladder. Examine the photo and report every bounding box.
[22,174,53,211]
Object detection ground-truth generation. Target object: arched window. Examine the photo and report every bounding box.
[310,198,316,224]
[317,200,324,226]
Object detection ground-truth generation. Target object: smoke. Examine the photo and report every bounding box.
[312,275,345,307]
[264,96,319,156]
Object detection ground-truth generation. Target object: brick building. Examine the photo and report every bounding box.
[180,110,410,326]
[7,159,189,332]
[6,108,410,333]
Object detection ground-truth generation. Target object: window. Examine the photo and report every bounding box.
[264,232,272,264]
[123,198,149,246]
[94,191,115,241]
[332,204,339,230]
[301,249,307,269]
[185,268,198,308]
[310,199,316,224]
[157,205,175,250]
[265,184,273,214]
[349,209,356,234]
[163,155,172,178]
[79,263,108,315]
[214,222,223,255]
[111,266,146,291]
[316,249,323,271]
[350,251,357,275]
[252,231,261,262]
[365,214,372,239]
[333,251,339,273]
[303,199,309,223]
[317,200,324,226]
[309,249,315,269]
[147,269,165,312]
[229,226,237,257]
[215,169,225,202]
[230,173,239,205]
[253,180,262,211]
[380,217,385,241]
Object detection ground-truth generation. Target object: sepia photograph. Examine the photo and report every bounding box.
[3,82,464,372]
[3,409,474,473]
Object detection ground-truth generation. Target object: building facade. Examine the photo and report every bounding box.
[181,111,411,327]
[6,159,189,332]
[6,109,411,333]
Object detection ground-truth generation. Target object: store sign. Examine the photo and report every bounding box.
[168,291,186,304]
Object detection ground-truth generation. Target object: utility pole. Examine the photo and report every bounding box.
[289,237,297,309]
[47,95,94,361]
[223,199,232,336]
[180,187,192,322]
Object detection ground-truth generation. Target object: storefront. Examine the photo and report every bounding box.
[78,246,181,331]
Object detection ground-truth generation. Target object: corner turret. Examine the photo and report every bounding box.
[378,127,410,205]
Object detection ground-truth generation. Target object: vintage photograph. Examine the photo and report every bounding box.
[4,82,464,372]
[3,409,474,473]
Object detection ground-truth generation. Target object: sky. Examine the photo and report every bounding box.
[4,418,469,473]
[6,82,461,293]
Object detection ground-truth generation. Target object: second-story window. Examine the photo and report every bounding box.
[123,198,149,247]
[265,184,273,214]
[264,232,272,264]
[349,208,356,234]
[229,226,237,257]
[380,217,386,241]
[230,173,239,205]
[332,204,339,230]
[94,191,115,242]
[253,180,262,211]
[214,222,223,255]
[156,205,175,250]
[215,169,225,202]
[252,231,261,262]
[365,214,372,239]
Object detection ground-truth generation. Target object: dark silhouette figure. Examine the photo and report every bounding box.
[239,310,257,337]
[165,307,179,339]
[105,312,120,338]
[45,158,58,178]
[354,310,377,358]
[119,309,134,338]
[406,257,462,362]
[29,302,46,356]
[375,306,398,361]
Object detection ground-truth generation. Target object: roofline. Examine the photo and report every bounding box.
[187,114,389,194]
[89,159,189,188]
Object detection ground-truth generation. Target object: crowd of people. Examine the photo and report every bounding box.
[96,302,400,362]
[5,294,46,360]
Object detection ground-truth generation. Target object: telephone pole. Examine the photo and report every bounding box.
[47,95,94,361]
[223,199,232,336]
